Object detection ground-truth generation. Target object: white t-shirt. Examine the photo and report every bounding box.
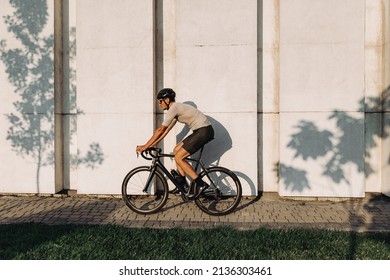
[162,102,211,130]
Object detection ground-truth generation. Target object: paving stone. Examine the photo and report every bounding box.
[0,194,390,232]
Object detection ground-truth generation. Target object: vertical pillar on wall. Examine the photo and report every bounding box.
[365,0,386,193]
[155,0,177,169]
[153,0,157,132]
[62,0,76,193]
[381,0,390,197]
[54,0,73,194]
[155,0,176,89]
[54,0,64,193]
[155,0,162,93]
[262,0,280,193]
[365,0,390,196]
[257,0,263,194]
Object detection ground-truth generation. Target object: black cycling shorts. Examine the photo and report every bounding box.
[182,125,214,155]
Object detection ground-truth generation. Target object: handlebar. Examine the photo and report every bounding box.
[140,147,162,160]
[137,146,202,162]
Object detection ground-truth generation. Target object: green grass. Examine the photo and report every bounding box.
[0,223,389,260]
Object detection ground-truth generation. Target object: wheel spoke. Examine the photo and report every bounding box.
[122,167,168,214]
[195,167,242,216]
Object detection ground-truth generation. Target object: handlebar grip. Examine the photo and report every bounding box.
[141,147,161,160]
[141,150,152,160]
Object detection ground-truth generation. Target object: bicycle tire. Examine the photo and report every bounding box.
[122,166,169,214]
[195,166,242,216]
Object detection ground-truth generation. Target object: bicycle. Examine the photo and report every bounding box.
[122,146,242,216]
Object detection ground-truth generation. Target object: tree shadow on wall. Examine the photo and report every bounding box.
[277,87,390,193]
[277,88,390,259]
[0,0,104,192]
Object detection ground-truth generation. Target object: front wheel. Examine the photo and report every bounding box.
[195,167,242,216]
[122,166,169,214]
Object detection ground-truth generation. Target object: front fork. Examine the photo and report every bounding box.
[142,165,158,193]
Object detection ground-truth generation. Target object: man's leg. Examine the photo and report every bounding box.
[174,142,208,198]
[173,142,197,179]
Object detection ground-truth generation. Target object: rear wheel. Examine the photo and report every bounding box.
[122,166,169,214]
[195,167,242,216]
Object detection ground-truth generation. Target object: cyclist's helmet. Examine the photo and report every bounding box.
[157,88,176,101]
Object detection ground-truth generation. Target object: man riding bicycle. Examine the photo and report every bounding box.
[136,88,214,198]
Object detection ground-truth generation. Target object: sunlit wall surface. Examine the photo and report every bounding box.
[0,0,389,198]
[0,0,55,193]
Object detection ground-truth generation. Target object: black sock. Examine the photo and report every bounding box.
[176,175,186,185]
[194,176,203,184]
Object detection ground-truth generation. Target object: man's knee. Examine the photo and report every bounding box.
[174,152,185,162]
[174,147,189,163]
[173,142,184,155]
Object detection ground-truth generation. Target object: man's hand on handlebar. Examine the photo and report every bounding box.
[135,146,161,159]
[136,145,148,157]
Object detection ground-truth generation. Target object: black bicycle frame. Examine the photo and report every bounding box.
[142,147,205,194]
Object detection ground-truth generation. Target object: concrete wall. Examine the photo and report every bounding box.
[0,0,55,193]
[1,0,389,198]
[76,0,155,194]
[76,0,259,196]
[277,0,389,198]
[173,0,258,195]
[278,0,366,197]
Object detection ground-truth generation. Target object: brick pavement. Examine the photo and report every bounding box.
[0,193,389,232]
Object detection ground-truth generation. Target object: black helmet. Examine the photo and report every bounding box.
[157,88,176,101]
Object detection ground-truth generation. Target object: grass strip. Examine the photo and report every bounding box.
[0,223,389,260]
